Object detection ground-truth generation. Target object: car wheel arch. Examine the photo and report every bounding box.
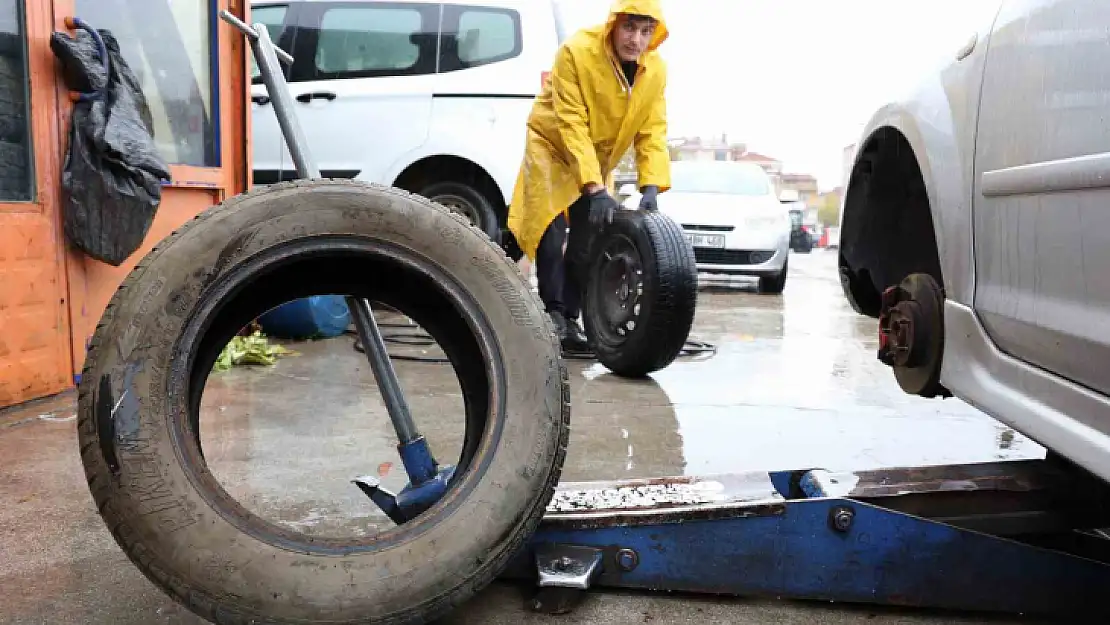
[392,154,507,216]
[839,124,946,318]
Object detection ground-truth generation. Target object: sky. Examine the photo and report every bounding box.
[556,0,995,191]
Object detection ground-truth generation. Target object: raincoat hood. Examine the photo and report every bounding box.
[604,0,669,54]
[505,0,673,261]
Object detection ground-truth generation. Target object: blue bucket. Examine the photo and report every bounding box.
[257,295,351,339]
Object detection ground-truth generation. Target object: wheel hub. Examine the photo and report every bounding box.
[433,194,478,226]
[875,273,949,398]
[879,295,922,368]
[598,248,643,338]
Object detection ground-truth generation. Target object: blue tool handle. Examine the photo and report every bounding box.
[66,16,110,102]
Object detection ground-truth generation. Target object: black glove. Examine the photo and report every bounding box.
[639,185,659,211]
[587,189,618,228]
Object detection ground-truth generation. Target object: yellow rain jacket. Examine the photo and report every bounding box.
[506,0,671,260]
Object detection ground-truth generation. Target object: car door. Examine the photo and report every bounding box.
[249,2,297,185]
[972,0,1110,395]
[270,0,438,184]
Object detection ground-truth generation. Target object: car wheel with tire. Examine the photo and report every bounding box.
[583,209,698,378]
[758,257,788,294]
[419,180,500,242]
[76,179,570,625]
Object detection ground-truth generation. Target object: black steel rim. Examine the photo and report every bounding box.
[589,233,645,348]
[432,193,481,227]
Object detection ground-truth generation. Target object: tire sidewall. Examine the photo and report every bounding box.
[78,181,563,621]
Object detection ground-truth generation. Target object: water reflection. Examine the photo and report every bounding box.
[564,366,685,481]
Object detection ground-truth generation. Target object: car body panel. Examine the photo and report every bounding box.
[249,0,557,206]
[971,0,1110,398]
[841,0,1110,483]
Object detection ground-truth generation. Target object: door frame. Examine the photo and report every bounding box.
[0,0,77,406]
[49,0,252,382]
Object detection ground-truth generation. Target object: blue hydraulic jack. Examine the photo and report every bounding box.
[224,10,1110,621]
[504,456,1110,620]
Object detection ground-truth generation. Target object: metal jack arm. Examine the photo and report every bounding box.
[219,10,452,524]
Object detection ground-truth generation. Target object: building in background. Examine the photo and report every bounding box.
[780,173,819,206]
[734,150,784,192]
[670,135,748,162]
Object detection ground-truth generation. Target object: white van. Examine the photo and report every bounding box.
[249,0,581,245]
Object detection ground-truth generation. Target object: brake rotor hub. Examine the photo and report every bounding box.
[878,285,927,368]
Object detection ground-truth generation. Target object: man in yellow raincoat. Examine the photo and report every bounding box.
[506,0,671,353]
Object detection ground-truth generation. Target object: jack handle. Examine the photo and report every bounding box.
[218,9,294,66]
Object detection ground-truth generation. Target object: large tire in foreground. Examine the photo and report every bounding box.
[583,209,698,378]
[76,179,570,624]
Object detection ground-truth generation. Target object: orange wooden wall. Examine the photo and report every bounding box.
[0,0,250,408]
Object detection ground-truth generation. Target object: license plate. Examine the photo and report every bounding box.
[685,233,725,248]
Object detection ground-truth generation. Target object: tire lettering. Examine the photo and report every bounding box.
[439,225,463,247]
[201,555,235,585]
[118,446,198,532]
[117,278,166,360]
[469,257,532,326]
[524,425,549,480]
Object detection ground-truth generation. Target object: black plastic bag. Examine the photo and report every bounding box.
[50,27,171,266]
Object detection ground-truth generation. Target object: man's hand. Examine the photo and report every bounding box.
[639,185,659,211]
[587,188,619,228]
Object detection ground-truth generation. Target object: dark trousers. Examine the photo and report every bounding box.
[536,195,593,320]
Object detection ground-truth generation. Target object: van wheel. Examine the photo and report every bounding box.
[583,209,698,378]
[77,179,570,625]
[420,181,500,242]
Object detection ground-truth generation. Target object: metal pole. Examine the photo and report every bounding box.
[347,297,419,444]
[221,10,424,452]
[249,25,319,179]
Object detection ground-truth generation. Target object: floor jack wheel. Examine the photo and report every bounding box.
[76,179,571,625]
[583,209,698,378]
[877,272,951,398]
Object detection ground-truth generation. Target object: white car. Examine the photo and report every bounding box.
[622,160,791,293]
[838,0,1110,483]
[248,0,572,244]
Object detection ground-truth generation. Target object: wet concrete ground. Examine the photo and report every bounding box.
[0,250,1048,624]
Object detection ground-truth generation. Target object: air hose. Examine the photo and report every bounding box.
[349,323,718,364]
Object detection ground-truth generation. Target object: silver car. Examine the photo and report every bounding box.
[839,0,1110,482]
[622,160,791,293]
